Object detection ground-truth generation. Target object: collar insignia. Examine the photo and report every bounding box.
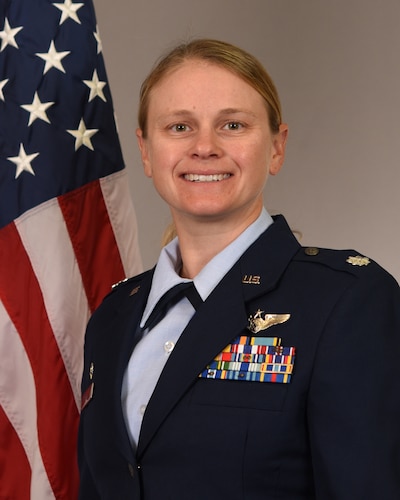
[242,275,261,285]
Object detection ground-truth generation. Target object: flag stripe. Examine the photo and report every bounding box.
[0,299,54,500]
[100,169,142,278]
[0,223,79,499]
[0,406,32,499]
[58,177,126,312]
[15,198,91,409]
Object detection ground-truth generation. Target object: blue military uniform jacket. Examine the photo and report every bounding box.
[78,215,400,499]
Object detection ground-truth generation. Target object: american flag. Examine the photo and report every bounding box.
[0,0,142,497]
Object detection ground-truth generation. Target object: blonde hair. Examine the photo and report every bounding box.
[138,38,283,138]
[161,222,177,247]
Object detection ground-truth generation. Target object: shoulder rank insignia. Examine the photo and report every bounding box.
[248,309,291,334]
[346,255,371,267]
[111,278,128,289]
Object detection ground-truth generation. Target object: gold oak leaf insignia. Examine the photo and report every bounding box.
[346,255,371,267]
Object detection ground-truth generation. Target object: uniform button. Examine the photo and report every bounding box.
[304,247,319,256]
[164,340,175,353]
[139,404,147,415]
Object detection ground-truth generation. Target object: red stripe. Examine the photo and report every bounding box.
[0,405,31,499]
[0,222,79,499]
[58,179,126,312]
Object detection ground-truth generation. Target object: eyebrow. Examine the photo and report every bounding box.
[218,108,258,118]
[156,108,258,123]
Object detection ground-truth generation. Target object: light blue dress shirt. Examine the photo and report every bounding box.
[121,208,273,446]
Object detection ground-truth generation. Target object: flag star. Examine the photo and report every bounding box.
[0,79,9,101]
[0,18,23,52]
[83,69,107,102]
[21,92,55,125]
[36,40,70,74]
[53,0,84,25]
[7,144,39,178]
[93,25,102,54]
[67,118,98,151]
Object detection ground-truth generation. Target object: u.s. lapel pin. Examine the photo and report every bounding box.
[242,274,261,285]
[248,309,291,334]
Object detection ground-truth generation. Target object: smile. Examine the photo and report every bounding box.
[184,173,231,182]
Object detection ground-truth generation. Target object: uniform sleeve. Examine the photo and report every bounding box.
[307,267,400,499]
[77,321,101,500]
[78,421,101,500]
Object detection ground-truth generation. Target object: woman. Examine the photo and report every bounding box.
[78,39,400,499]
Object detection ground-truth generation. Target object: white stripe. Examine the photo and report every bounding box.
[0,299,55,499]
[15,199,90,410]
[100,169,143,277]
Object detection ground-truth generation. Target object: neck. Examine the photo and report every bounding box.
[174,209,262,279]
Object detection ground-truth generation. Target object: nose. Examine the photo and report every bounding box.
[190,127,222,160]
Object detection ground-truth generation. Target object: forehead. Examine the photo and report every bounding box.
[148,59,265,112]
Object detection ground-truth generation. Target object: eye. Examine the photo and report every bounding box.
[170,123,189,132]
[223,121,243,131]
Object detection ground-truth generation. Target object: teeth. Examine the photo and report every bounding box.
[184,173,231,182]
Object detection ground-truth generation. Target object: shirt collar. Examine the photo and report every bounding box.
[141,208,273,326]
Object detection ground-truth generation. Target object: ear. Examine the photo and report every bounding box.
[269,124,288,176]
[136,128,152,178]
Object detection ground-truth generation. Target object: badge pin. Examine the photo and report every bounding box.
[89,362,94,380]
[248,309,291,334]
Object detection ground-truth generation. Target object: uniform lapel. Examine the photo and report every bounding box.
[101,271,154,461]
[137,264,247,457]
[240,215,301,304]
[137,215,300,456]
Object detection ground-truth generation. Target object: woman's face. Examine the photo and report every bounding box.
[137,59,287,228]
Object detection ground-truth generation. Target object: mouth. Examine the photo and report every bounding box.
[183,173,231,182]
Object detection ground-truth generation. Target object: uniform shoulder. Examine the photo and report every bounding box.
[102,269,153,301]
[294,245,396,283]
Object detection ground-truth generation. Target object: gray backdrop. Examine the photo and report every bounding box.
[94,0,400,281]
